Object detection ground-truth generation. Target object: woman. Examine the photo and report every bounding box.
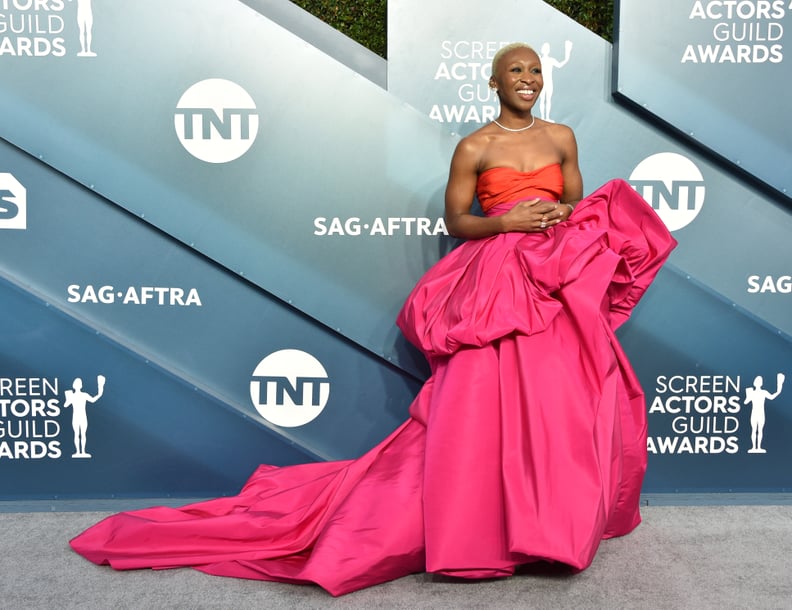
[70,43,676,596]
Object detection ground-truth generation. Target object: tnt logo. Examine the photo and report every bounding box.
[174,79,259,163]
[249,349,330,427]
[0,173,26,230]
[629,153,705,232]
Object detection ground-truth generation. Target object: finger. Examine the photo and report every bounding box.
[536,202,558,214]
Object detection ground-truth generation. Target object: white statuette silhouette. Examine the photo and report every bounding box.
[538,40,572,122]
[745,373,784,453]
[63,375,105,458]
[70,0,96,57]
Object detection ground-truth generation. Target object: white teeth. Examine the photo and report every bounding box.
[518,89,535,95]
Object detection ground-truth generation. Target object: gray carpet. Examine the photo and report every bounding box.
[2,503,791,609]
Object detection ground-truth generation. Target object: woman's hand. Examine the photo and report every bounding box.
[501,199,573,232]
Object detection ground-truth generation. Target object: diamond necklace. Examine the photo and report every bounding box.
[492,116,535,132]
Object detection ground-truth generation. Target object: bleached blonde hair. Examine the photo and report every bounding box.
[491,42,538,75]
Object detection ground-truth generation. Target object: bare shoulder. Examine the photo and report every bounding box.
[452,124,497,166]
[459,122,498,149]
[543,121,578,159]
[544,121,577,143]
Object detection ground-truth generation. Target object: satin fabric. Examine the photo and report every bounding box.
[476,164,565,212]
[70,166,677,596]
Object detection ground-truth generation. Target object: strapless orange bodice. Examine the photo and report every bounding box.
[476,164,564,213]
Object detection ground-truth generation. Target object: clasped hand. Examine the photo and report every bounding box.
[502,198,569,233]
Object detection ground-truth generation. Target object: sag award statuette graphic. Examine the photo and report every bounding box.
[63,374,105,458]
[538,40,572,122]
[745,373,785,454]
[69,0,96,57]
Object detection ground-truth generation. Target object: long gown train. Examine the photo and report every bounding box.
[70,165,677,596]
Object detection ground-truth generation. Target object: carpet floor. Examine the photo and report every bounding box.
[2,502,790,609]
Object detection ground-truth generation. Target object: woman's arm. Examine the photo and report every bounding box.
[558,125,583,206]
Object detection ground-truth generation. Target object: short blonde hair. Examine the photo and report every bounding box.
[491,42,537,75]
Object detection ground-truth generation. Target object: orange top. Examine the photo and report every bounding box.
[476,164,564,213]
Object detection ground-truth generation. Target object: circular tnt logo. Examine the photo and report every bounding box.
[249,349,330,427]
[629,153,705,232]
[174,79,259,163]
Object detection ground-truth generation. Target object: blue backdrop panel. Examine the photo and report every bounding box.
[0,276,318,499]
[619,266,792,492]
[0,0,457,376]
[614,0,792,200]
[0,131,421,497]
[0,133,421,460]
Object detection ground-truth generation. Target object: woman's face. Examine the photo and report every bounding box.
[490,47,543,112]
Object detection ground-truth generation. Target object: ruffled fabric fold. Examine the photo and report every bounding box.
[397,176,676,354]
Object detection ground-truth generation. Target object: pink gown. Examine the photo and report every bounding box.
[70,164,677,596]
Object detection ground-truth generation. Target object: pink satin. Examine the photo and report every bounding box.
[70,169,677,596]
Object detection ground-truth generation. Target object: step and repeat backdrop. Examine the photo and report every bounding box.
[0,0,789,500]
